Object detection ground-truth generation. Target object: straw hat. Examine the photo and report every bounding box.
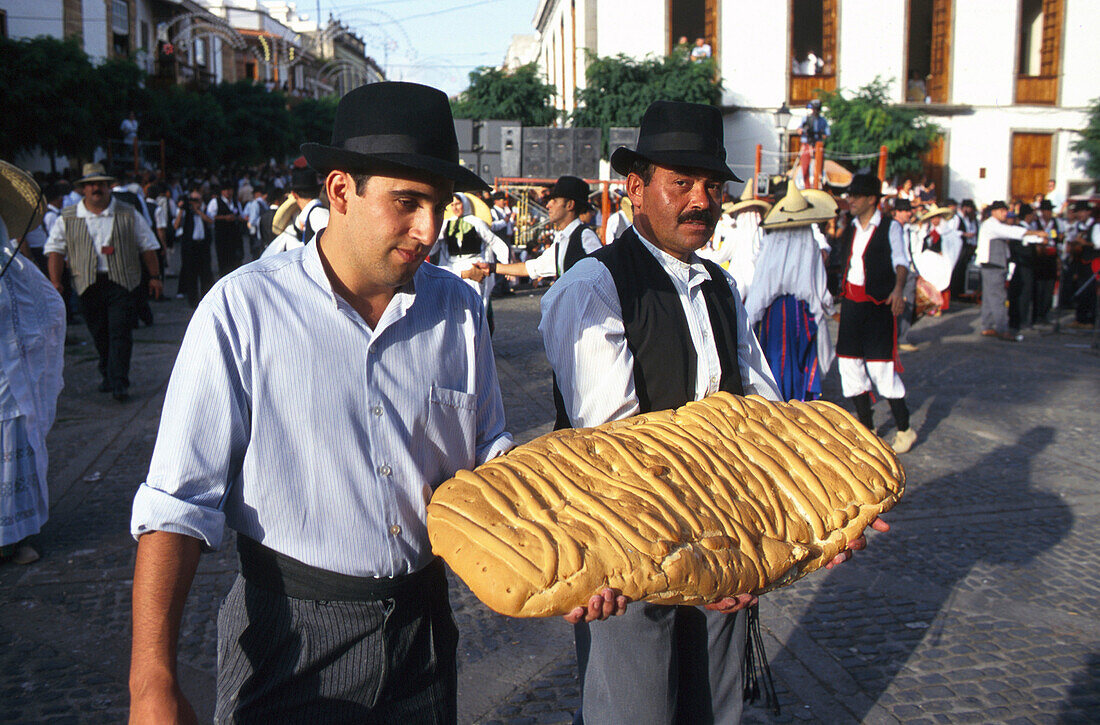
[0,160,45,236]
[761,183,837,229]
[75,162,116,185]
[271,196,300,236]
[443,192,494,224]
[722,178,772,216]
[619,196,634,223]
[918,204,954,224]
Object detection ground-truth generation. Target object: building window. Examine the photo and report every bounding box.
[194,38,206,67]
[1015,0,1062,105]
[906,0,952,104]
[245,61,257,81]
[0,10,7,39]
[789,0,836,104]
[668,0,716,61]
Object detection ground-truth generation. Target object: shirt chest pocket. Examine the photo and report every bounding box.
[424,384,477,473]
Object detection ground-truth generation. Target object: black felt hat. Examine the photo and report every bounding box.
[846,173,882,198]
[290,167,321,193]
[301,82,489,192]
[547,176,592,211]
[610,101,740,182]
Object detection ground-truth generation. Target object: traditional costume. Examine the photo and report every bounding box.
[745,183,836,401]
[0,161,66,563]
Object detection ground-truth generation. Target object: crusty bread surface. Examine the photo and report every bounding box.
[427,393,904,617]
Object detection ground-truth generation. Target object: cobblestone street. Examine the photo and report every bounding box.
[2,284,1098,724]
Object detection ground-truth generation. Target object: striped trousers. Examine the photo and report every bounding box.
[214,570,458,724]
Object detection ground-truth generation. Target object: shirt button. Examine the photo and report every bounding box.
[378,464,392,476]
[372,406,383,417]
[389,524,402,536]
[369,345,377,354]
[710,376,718,387]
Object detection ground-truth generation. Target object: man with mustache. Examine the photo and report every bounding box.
[129,83,513,723]
[540,101,886,724]
[45,163,162,402]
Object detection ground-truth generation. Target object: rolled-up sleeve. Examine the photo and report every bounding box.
[130,298,252,548]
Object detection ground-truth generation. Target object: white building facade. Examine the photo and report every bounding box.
[531,0,1097,204]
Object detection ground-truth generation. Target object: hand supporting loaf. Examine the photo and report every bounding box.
[427,393,905,618]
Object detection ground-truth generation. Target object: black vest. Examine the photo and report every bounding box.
[837,216,898,301]
[214,196,240,244]
[179,206,201,244]
[441,217,481,257]
[553,228,744,429]
[562,223,592,274]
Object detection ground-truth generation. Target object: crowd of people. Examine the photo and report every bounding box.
[1,78,1098,724]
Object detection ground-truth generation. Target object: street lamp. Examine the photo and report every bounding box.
[774,103,792,174]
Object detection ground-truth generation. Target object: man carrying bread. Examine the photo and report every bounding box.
[129,82,514,723]
[540,100,888,724]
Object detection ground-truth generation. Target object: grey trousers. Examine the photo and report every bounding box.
[980,266,1008,333]
[897,272,918,343]
[574,603,747,725]
[214,574,458,724]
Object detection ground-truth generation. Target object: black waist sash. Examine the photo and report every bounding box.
[237,535,444,601]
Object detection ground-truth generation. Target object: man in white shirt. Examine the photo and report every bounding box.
[975,201,1047,339]
[541,101,884,724]
[1065,200,1100,327]
[260,169,330,258]
[491,175,602,282]
[603,191,631,242]
[44,163,161,401]
[129,81,514,724]
[834,173,916,453]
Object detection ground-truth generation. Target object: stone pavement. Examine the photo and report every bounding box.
[2,282,1098,724]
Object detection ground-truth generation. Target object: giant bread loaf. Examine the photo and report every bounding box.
[427,393,904,617]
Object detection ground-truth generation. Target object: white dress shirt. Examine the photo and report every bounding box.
[976,216,1031,266]
[131,241,513,577]
[604,210,631,242]
[524,218,602,279]
[540,226,780,429]
[846,210,908,286]
[44,199,160,272]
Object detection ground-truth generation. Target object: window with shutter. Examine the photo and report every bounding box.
[1015,0,1062,105]
[789,0,837,105]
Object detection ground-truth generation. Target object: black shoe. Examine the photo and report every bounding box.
[98,379,112,393]
[112,389,130,402]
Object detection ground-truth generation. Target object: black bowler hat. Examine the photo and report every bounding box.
[1071,200,1092,213]
[610,101,741,182]
[989,201,1008,211]
[547,176,592,211]
[893,198,912,211]
[1038,199,1053,211]
[301,82,489,192]
[846,173,882,198]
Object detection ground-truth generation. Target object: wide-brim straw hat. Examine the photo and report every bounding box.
[0,160,45,235]
[271,196,300,236]
[761,183,837,229]
[443,192,493,225]
[301,82,489,192]
[918,204,954,223]
[723,178,772,215]
[620,196,634,223]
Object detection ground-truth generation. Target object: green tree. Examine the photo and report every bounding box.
[0,36,103,164]
[144,86,230,169]
[1069,97,1100,181]
[211,81,296,166]
[451,63,556,126]
[572,52,722,152]
[94,57,150,143]
[818,78,941,179]
[289,95,340,149]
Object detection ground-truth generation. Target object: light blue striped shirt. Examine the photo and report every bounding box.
[131,241,514,577]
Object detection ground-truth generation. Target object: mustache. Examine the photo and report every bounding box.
[677,209,716,225]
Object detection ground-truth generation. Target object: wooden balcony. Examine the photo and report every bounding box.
[1015,75,1058,105]
[790,75,836,105]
